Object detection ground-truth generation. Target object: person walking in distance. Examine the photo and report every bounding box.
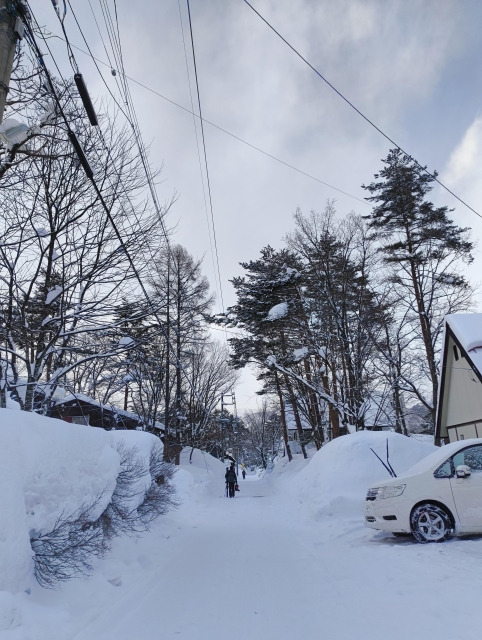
[242,468,246,480]
[225,464,237,498]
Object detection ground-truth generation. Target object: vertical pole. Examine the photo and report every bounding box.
[0,0,19,123]
[164,256,170,461]
[175,264,181,465]
[124,375,128,411]
[275,371,292,462]
[221,393,225,464]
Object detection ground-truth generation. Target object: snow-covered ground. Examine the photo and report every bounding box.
[2,421,482,639]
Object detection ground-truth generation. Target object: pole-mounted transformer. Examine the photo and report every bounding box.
[68,130,93,179]
[74,73,98,126]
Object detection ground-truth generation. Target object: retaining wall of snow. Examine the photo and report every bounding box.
[0,408,163,595]
[291,431,436,521]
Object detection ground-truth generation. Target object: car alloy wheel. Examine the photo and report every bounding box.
[411,503,452,543]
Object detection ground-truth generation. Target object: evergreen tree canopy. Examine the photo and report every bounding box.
[362,148,473,268]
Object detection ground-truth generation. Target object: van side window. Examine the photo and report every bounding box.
[434,459,453,478]
[454,445,482,472]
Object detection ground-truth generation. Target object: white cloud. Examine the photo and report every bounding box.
[441,115,482,311]
[444,115,482,195]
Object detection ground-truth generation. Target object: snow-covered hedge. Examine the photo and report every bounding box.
[0,409,175,592]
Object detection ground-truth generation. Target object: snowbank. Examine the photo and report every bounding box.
[291,431,436,521]
[0,409,165,594]
[177,448,227,501]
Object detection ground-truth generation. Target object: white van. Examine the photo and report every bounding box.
[365,439,482,542]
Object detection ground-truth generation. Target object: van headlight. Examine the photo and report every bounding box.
[366,485,406,500]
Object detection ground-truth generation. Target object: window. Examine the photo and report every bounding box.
[453,445,482,472]
[434,459,453,478]
[71,415,89,425]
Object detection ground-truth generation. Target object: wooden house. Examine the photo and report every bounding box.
[49,393,164,433]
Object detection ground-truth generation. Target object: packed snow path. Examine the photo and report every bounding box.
[8,436,482,640]
[33,470,479,640]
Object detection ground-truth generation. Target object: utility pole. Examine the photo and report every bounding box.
[0,0,23,123]
[163,256,171,462]
[221,391,238,472]
[175,263,182,466]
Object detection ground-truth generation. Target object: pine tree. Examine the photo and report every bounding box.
[228,246,309,459]
[362,148,474,427]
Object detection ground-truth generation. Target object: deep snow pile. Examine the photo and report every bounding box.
[291,431,436,521]
[0,408,164,596]
[176,447,228,501]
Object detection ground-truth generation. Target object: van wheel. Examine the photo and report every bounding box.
[410,503,452,543]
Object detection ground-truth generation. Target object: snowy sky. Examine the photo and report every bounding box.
[33,0,482,410]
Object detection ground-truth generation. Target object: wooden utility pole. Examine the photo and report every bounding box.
[0,0,23,123]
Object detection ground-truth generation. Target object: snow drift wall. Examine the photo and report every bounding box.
[0,408,165,594]
[292,431,436,521]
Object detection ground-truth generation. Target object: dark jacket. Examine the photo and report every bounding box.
[225,469,237,484]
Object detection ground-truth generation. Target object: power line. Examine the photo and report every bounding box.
[242,0,482,220]
[176,0,220,307]
[89,0,172,253]
[22,2,218,432]
[186,0,225,313]
[46,32,370,207]
[77,0,213,434]
[64,0,129,122]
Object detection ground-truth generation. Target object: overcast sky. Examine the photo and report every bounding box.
[34,0,482,410]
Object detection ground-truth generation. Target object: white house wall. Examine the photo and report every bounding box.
[441,335,482,437]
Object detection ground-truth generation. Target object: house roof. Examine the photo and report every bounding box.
[53,393,165,430]
[444,313,482,376]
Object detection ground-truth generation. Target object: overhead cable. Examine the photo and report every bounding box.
[48,31,370,206]
[186,0,225,312]
[176,0,220,305]
[22,2,217,430]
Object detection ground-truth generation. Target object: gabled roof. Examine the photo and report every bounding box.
[444,314,482,376]
[52,393,165,431]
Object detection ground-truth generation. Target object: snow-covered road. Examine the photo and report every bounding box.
[8,449,482,640]
[66,472,480,640]
[73,478,353,640]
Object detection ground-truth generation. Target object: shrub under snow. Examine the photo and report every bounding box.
[0,408,175,592]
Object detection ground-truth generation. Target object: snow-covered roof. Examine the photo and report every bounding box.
[445,313,482,375]
[54,394,164,430]
[55,392,109,409]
